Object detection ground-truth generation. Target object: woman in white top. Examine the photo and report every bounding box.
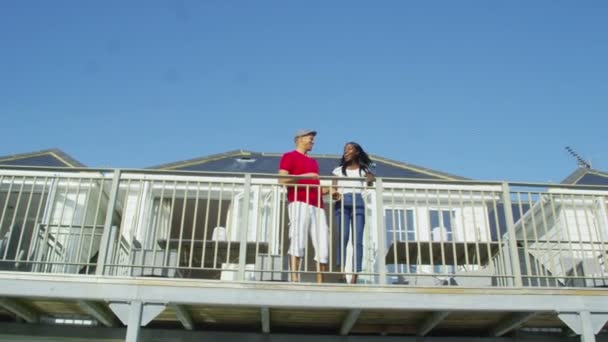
[332,142,375,284]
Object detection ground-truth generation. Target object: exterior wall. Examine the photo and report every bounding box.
[515,190,608,287]
[34,178,110,274]
[360,185,500,286]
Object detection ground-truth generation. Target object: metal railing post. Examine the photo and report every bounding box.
[501,182,523,287]
[238,174,252,281]
[96,169,122,276]
[375,178,387,285]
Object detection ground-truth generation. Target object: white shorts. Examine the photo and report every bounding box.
[287,202,329,264]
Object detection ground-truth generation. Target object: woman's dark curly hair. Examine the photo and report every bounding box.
[339,142,373,176]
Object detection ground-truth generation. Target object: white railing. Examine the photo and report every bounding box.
[1,166,607,289]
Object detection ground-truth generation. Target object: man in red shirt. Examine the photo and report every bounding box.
[279,129,329,283]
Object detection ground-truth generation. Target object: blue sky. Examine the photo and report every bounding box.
[1,1,606,183]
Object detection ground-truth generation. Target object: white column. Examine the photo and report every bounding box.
[125,301,143,342]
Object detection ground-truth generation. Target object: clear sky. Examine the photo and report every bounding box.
[1,1,606,183]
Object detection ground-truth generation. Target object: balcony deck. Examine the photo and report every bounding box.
[1,272,607,338]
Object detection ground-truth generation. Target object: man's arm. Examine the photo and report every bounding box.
[278,169,294,185]
[278,170,319,185]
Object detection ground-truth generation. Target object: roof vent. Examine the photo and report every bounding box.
[236,157,257,163]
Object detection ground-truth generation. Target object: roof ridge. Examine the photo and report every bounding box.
[0,148,85,167]
[369,154,468,180]
[561,167,608,184]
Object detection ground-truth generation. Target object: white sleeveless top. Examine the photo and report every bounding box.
[332,166,368,195]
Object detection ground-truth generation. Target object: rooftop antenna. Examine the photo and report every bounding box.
[565,146,591,169]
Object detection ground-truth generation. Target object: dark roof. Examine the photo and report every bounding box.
[561,167,608,186]
[149,150,467,180]
[0,149,85,168]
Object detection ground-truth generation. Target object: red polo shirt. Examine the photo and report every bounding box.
[279,150,323,208]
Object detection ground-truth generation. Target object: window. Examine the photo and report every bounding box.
[429,209,454,242]
[385,208,415,244]
[429,209,456,279]
[384,208,416,283]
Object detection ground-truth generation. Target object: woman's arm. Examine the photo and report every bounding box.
[365,172,376,186]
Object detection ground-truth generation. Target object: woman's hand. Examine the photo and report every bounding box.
[332,191,341,201]
[366,173,376,185]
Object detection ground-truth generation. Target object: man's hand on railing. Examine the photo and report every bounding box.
[298,172,319,179]
[278,171,320,184]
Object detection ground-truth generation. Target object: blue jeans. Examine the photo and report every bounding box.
[334,193,365,272]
